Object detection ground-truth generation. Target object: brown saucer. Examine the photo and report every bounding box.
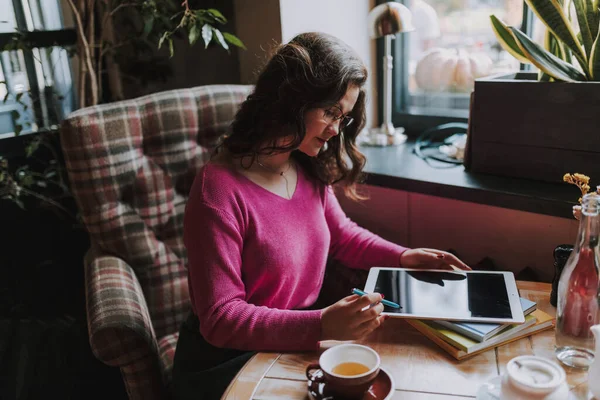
[307,368,395,400]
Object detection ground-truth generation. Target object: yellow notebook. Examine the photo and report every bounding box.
[407,309,555,361]
[423,314,538,352]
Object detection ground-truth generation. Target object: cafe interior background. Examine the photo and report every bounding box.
[0,0,584,398]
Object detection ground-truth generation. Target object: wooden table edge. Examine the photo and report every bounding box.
[221,352,281,400]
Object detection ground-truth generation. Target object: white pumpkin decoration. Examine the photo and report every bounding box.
[415,48,493,92]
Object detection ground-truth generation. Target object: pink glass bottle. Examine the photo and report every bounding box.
[555,192,600,369]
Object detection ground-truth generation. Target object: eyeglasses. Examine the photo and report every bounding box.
[322,106,354,132]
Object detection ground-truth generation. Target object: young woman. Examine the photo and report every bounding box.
[172,31,469,400]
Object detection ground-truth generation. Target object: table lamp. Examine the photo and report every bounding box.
[365,1,414,146]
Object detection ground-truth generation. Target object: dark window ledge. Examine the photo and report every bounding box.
[360,139,576,219]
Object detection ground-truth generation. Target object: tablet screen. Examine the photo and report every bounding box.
[373,269,512,319]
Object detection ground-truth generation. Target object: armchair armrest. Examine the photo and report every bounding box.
[85,251,159,367]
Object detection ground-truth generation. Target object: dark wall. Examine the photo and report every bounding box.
[0,133,127,400]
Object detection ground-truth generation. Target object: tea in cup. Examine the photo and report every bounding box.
[306,344,380,399]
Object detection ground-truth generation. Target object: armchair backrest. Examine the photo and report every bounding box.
[60,85,252,338]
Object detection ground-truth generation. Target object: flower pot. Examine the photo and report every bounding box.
[464,72,600,183]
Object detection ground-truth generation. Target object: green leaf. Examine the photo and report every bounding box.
[563,42,573,63]
[189,24,200,45]
[201,24,213,48]
[589,34,600,79]
[525,0,589,75]
[546,31,569,62]
[539,71,554,81]
[510,27,587,81]
[168,38,174,58]
[574,0,593,58]
[142,14,154,38]
[2,92,8,103]
[15,92,23,102]
[212,28,229,51]
[489,16,531,64]
[158,31,169,49]
[222,32,246,49]
[207,9,227,24]
[14,124,23,136]
[586,0,599,39]
[195,10,209,24]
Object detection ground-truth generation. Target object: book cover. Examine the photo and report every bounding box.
[427,314,537,352]
[408,309,555,360]
[435,297,537,342]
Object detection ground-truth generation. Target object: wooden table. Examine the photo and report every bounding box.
[221,281,593,399]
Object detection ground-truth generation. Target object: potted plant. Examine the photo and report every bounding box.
[464,0,600,183]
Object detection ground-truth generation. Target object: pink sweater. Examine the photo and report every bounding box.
[184,162,408,352]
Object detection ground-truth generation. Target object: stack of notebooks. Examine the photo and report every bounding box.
[407,298,555,360]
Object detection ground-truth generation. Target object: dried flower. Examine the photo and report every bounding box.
[563,173,592,204]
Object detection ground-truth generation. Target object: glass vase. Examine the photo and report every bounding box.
[555,193,600,369]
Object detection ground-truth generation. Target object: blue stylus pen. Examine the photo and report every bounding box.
[352,288,401,309]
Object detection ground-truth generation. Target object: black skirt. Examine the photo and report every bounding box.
[171,312,255,400]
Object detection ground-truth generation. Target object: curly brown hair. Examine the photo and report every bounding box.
[221,32,368,200]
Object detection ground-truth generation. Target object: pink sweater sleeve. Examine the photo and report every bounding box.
[325,186,409,269]
[184,201,322,352]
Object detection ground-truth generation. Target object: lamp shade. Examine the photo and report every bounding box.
[368,2,415,38]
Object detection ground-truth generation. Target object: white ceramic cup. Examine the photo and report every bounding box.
[306,344,381,399]
[500,356,568,400]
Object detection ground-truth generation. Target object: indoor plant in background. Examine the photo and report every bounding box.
[64,0,245,108]
[464,0,600,183]
[0,2,242,398]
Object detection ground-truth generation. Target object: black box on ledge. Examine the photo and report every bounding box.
[464,72,600,184]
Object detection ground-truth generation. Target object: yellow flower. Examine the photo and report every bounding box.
[574,173,590,184]
[564,172,593,204]
[563,173,573,183]
[582,184,591,194]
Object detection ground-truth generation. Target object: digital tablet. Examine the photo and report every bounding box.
[364,267,525,324]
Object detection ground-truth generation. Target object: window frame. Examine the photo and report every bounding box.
[0,0,76,138]
[376,0,535,136]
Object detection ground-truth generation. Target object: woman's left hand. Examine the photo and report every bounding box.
[400,248,471,271]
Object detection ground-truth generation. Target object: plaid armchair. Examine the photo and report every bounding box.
[60,85,253,399]
[60,84,370,399]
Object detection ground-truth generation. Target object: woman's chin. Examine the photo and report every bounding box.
[297,145,321,157]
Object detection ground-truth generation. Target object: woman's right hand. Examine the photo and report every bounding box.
[320,293,386,341]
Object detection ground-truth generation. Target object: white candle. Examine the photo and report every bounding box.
[500,356,568,399]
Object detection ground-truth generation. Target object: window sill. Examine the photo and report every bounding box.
[359,139,576,219]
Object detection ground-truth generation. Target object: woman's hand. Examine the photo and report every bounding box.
[400,248,471,271]
[320,293,386,341]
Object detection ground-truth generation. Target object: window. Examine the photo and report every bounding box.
[0,0,75,138]
[383,0,533,133]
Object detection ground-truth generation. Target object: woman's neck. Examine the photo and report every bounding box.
[256,152,292,173]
